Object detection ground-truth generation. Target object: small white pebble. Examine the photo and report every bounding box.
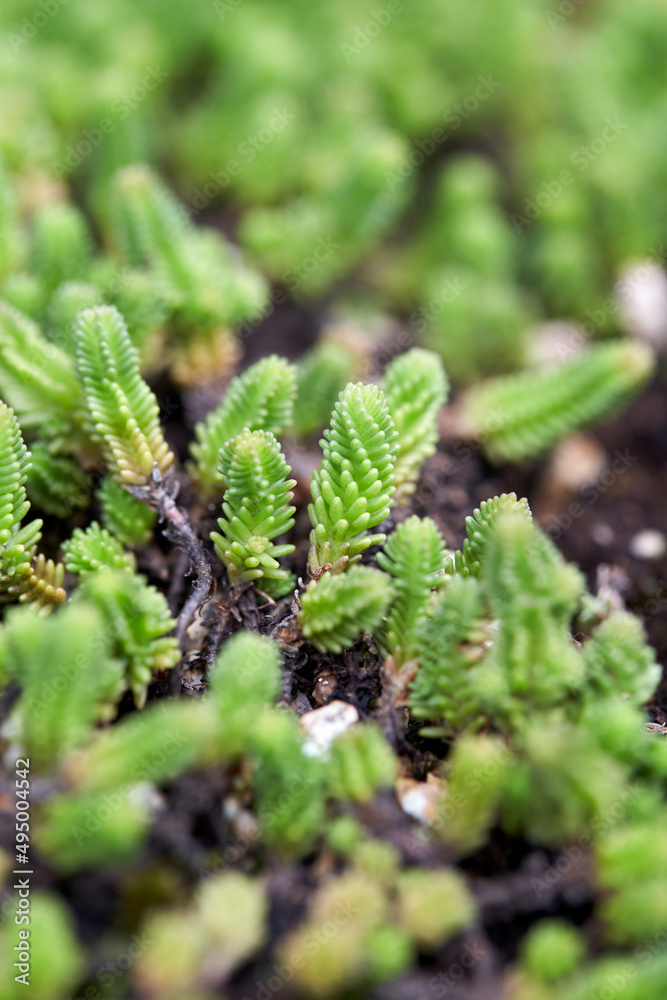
[396,775,443,825]
[299,700,359,757]
[629,529,666,560]
[545,434,607,495]
[591,523,615,547]
[617,260,667,350]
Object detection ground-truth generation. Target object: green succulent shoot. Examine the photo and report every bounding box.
[461,340,655,463]
[96,475,157,547]
[211,428,296,596]
[63,522,178,707]
[384,347,449,501]
[0,298,82,442]
[445,492,532,577]
[308,382,397,576]
[299,564,394,653]
[0,401,65,608]
[74,305,174,484]
[190,354,297,497]
[376,515,447,671]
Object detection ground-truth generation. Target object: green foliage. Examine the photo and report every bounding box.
[376,515,447,668]
[136,874,266,997]
[520,920,585,982]
[445,492,532,577]
[211,428,296,595]
[63,521,136,576]
[292,339,359,437]
[410,574,488,734]
[396,868,476,950]
[462,342,655,463]
[502,717,628,846]
[0,401,65,608]
[190,354,297,496]
[414,510,586,734]
[0,602,123,768]
[37,786,153,872]
[383,348,449,500]
[476,511,585,730]
[46,279,103,346]
[66,699,216,793]
[31,201,92,297]
[207,630,282,754]
[97,475,156,547]
[250,709,326,856]
[109,164,268,376]
[596,814,667,945]
[72,567,179,708]
[0,298,82,436]
[74,304,174,484]
[308,382,397,574]
[0,892,83,1000]
[299,565,394,653]
[327,724,396,803]
[439,733,510,853]
[583,612,661,707]
[26,441,91,517]
[0,155,24,281]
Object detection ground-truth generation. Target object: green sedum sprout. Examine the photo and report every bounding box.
[74,304,174,484]
[0,401,65,608]
[62,521,136,576]
[299,564,394,653]
[308,382,397,575]
[96,475,157,547]
[190,354,297,497]
[211,428,296,596]
[376,515,447,669]
[461,340,655,463]
[383,348,449,501]
[445,492,532,577]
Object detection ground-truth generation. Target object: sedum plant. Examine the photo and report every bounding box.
[0,602,123,768]
[74,305,174,484]
[383,348,449,501]
[308,382,397,575]
[211,428,296,596]
[189,354,297,497]
[25,441,91,518]
[445,492,532,576]
[96,474,156,547]
[63,524,179,707]
[292,339,359,438]
[410,508,589,734]
[461,340,655,463]
[376,515,447,671]
[62,521,136,576]
[0,298,82,443]
[72,567,179,709]
[30,201,92,299]
[0,401,65,608]
[326,724,396,803]
[299,564,394,653]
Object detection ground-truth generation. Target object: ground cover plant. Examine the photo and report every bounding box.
[0,3,667,1000]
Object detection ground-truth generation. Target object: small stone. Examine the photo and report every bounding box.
[545,434,607,495]
[617,260,667,350]
[629,529,666,561]
[396,774,443,825]
[591,523,615,547]
[299,700,359,757]
[527,322,586,367]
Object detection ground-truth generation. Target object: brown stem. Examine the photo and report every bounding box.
[129,465,212,646]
